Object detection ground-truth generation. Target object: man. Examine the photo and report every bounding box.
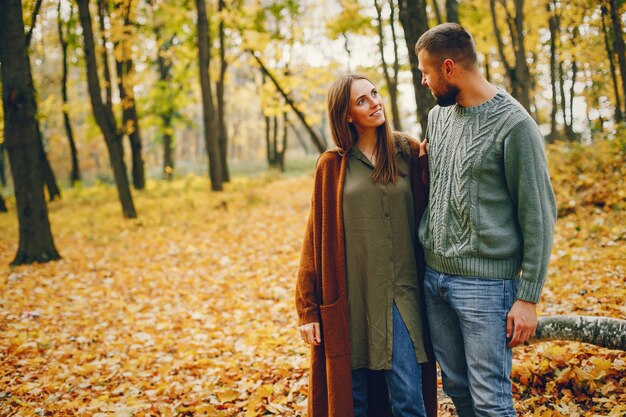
[415,23,557,417]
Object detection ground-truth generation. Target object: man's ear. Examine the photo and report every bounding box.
[441,58,455,78]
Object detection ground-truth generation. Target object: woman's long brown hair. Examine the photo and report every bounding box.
[327,73,399,184]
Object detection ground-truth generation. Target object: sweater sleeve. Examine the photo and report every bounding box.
[295,206,321,325]
[504,118,557,303]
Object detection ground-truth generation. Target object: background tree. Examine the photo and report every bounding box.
[57,0,81,185]
[77,0,137,218]
[196,0,223,191]
[397,0,434,137]
[0,0,60,264]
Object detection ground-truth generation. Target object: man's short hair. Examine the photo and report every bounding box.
[415,23,478,68]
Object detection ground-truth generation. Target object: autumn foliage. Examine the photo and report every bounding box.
[1,137,625,416]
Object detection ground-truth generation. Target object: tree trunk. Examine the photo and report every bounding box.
[389,0,402,131]
[0,143,6,186]
[216,0,230,182]
[114,0,145,190]
[77,0,137,218]
[250,51,326,153]
[397,0,434,137]
[431,0,442,24]
[0,0,61,264]
[531,316,626,351]
[609,0,626,117]
[24,2,62,201]
[602,2,623,123]
[58,1,81,185]
[271,115,279,168]
[489,0,532,113]
[196,0,223,191]
[557,60,572,138]
[97,0,113,110]
[375,0,402,131]
[445,0,459,23]
[0,195,7,213]
[547,3,559,142]
[265,114,272,165]
[279,112,288,172]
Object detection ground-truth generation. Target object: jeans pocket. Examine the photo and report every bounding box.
[319,298,350,358]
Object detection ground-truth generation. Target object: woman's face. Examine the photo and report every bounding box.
[347,79,385,131]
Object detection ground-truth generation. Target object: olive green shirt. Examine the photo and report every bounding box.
[343,141,427,370]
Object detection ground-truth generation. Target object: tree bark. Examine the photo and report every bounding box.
[489,0,532,113]
[603,1,623,123]
[58,1,81,185]
[397,0,434,137]
[375,0,402,131]
[547,2,559,142]
[250,51,326,153]
[279,112,288,172]
[157,48,175,180]
[531,316,626,351]
[216,0,230,182]
[196,0,223,191]
[77,0,137,218]
[0,0,61,264]
[445,0,459,23]
[24,0,62,201]
[97,0,113,110]
[114,0,145,190]
[609,0,626,117]
[431,0,442,24]
[0,143,6,186]
[0,195,7,213]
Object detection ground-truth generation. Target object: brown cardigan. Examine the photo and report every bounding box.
[295,133,437,417]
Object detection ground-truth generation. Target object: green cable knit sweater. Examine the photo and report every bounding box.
[418,91,557,303]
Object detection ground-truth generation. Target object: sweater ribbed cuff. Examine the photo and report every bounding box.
[516,279,545,304]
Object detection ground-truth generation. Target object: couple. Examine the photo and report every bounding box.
[295,23,557,417]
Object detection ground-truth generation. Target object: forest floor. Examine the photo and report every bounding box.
[1,139,625,416]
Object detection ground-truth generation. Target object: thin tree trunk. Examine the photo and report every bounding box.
[156,38,175,180]
[97,0,113,110]
[0,0,61,264]
[558,60,571,136]
[389,0,402,129]
[196,0,223,191]
[251,51,326,153]
[547,2,559,142]
[489,0,532,113]
[431,0,442,24]
[397,0,434,137]
[271,115,279,168]
[609,0,626,117]
[265,115,272,165]
[375,0,402,131]
[24,0,61,201]
[216,0,230,182]
[58,1,81,185]
[532,315,626,351]
[0,195,6,213]
[114,0,145,190]
[0,143,6,186]
[279,112,288,172]
[602,2,623,123]
[77,0,137,218]
[445,0,458,23]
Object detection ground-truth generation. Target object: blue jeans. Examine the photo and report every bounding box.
[423,265,518,417]
[351,303,426,417]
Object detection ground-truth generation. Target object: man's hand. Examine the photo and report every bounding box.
[506,300,537,348]
[299,322,321,346]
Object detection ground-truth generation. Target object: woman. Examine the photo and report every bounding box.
[295,73,437,417]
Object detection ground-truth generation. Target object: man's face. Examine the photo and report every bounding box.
[417,50,459,107]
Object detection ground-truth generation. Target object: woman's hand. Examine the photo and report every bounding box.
[299,322,321,346]
[419,138,429,157]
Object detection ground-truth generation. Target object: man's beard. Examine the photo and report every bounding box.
[432,76,459,107]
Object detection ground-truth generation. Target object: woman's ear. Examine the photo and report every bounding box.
[347,116,353,123]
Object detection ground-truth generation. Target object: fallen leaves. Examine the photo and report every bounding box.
[0,136,625,416]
